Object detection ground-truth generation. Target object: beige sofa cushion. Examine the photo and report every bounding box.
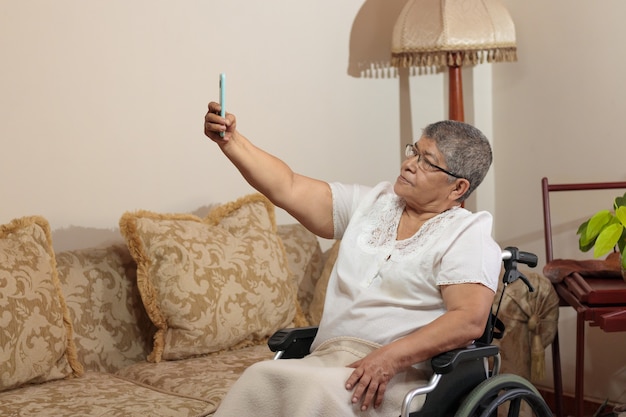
[119,194,297,362]
[0,371,214,416]
[0,216,83,392]
[56,243,155,373]
[117,343,272,412]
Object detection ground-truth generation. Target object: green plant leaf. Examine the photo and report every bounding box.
[576,220,588,236]
[614,192,626,209]
[579,240,595,252]
[578,221,595,247]
[593,223,623,258]
[584,210,612,244]
[577,221,595,251]
[616,206,626,227]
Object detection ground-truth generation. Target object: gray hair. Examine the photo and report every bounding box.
[421,120,492,202]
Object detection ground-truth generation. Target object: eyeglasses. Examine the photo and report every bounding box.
[404,144,464,179]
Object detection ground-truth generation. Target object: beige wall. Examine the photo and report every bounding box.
[1,0,624,405]
[0,0,453,250]
[495,0,626,405]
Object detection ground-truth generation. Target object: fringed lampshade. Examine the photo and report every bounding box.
[390,0,517,121]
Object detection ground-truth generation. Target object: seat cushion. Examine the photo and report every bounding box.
[0,371,214,416]
[116,343,273,409]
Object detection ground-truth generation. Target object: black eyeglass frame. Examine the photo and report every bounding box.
[404,144,465,179]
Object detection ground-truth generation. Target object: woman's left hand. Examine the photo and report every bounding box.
[345,347,400,411]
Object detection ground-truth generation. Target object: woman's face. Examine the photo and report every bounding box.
[394,137,461,213]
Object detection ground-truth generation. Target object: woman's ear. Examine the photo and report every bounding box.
[449,178,470,201]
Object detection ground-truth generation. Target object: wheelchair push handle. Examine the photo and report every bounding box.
[501,247,538,293]
[501,247,538,267]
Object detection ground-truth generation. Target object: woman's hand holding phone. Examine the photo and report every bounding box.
[219,73,226,137]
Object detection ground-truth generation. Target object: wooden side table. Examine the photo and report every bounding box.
[541,177,626,417]
[554,273,626,417]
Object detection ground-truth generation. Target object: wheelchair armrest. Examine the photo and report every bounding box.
[407,344,500,417]
[430,343,499,375]
[268,326,318,359]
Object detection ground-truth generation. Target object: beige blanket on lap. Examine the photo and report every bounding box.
[214,337,430,417]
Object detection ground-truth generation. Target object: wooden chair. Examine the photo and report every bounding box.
[541,177,626,417]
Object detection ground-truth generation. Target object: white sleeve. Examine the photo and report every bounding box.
[329,182,373,239]
[436,212,502,292]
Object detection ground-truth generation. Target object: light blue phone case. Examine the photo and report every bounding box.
[219,73,226,137]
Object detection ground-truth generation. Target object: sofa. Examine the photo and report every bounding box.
[0,193,557,416]
[0,194,332,416]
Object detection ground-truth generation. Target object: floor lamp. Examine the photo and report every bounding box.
[390,0,517,122]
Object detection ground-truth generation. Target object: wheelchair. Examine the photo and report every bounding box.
[268,247,554,417]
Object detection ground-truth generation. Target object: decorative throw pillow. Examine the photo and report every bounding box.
[0,216,83,392]
[119,194,297,362]
[276,223,324,321]
[308,240,341,325]
[56,243,155,373]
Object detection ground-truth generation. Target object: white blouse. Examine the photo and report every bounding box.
[311,181,502,351]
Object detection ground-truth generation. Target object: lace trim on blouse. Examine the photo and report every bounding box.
[357,193,463,258]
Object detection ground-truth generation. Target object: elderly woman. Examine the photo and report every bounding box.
[204,102,501,416]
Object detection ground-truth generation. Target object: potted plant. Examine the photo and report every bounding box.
[577,191,626,277]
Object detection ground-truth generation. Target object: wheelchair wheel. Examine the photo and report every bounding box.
[454,374,552,417]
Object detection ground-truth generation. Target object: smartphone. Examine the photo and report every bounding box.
[219,73,226,137]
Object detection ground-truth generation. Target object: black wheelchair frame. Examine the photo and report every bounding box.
[268,247,554,417]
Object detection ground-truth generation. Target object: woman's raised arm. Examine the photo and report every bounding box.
[204,102,334,238]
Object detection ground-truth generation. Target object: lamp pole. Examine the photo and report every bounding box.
[448,65,464,122]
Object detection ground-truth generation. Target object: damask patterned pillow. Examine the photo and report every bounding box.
[119,194,297,362]
[0,216,83,392]
[56,243,155,373]
[276,223,324,320]
[308,240,341,325]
